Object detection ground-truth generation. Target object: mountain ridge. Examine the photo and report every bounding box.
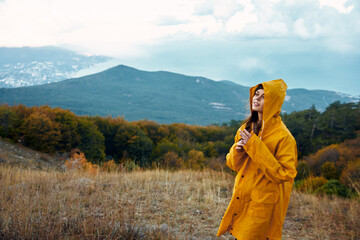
[0,64,358,125]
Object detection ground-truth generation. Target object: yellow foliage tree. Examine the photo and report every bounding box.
[187,149,205,170]
[21,111,61,153]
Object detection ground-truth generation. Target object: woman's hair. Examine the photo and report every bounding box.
[243,84,263,135]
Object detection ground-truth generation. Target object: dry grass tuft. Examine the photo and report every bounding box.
[0,165,358,239]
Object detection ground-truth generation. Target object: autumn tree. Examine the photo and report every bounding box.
[53,107,80,152]
[161,151,183,170]
[135,120,165,145]
[21,111,61,153]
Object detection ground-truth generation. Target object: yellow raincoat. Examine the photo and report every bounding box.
[217,79,297,240]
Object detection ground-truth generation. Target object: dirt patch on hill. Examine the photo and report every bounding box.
[0,137,65,170]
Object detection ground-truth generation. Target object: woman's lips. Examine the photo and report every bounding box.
[253,102,259,107]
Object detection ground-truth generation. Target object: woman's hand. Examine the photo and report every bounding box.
[235,129,252,152]
[235,139,245,152]
[240,129,252,144]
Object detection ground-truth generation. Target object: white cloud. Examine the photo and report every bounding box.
[226,9,258,32]
[194,0,239,19]
[319,0,354,14]
[0,0,358,56]
[0,0,200,56]
[294,18,310,39]
[164,15,223,36]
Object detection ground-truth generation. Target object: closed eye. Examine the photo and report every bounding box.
[255,91,264,98]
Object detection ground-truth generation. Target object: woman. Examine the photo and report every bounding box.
[216,79,297,240]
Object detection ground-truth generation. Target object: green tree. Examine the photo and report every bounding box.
[93,115,123,160]
[317,101,358,145]
[77,117,105,163]
[151,139,181,161]
[0,104,22,140]
[282,105,321,158]
[204,142,218,157]
[114,122,153,166]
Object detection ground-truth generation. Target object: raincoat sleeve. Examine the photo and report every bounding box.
[243,133,297,184]
[226,126,248,172]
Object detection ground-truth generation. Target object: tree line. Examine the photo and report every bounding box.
[0,101,359,171]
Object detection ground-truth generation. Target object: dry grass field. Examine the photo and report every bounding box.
[0,165,359,240]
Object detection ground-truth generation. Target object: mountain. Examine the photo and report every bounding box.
[0,65,358,125]
[0,46,111,88]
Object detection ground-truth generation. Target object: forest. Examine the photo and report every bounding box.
[0,101,359,197]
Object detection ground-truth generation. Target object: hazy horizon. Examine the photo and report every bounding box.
[0,0,359,95]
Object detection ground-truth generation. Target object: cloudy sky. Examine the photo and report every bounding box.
[0,0,359,96]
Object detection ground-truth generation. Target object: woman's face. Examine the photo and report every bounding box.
[252,89,264,113]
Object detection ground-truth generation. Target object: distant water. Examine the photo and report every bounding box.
[71,58,123,78]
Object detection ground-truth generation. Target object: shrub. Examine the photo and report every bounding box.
[65,149,98,175]
[315,179,348,197]
[306,144,340,175]
[187,149,205,170]
[340,158,360,195]
[101,159,119,172]
[296,176,328,193]
[337,137,360,170]
[321,161,340,180]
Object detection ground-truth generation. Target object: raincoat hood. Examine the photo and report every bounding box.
[250,79,287,128]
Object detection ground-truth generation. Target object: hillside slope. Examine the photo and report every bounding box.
[0,137,65,170]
